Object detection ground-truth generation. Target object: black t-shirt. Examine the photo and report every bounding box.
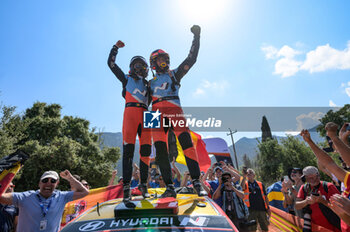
[0,204,18,232]
[248,180,267,211]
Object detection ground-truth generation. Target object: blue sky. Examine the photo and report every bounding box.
[1,0,350,143]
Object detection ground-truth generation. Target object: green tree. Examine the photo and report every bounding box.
[261,116,273,142]
[317,104,350,139]
[0,105,25,157]
[242,154,252,168]
[280,136,317,173]
[256,139,284,184]
[0,102,121,191]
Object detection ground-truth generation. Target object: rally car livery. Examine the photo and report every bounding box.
[60,192,238,232]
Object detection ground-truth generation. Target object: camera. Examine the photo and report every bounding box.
[222,176,231,183]
[214,162,222,167]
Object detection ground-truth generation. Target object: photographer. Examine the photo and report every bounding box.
[300,124,350,230]
[282,168,304,218]
[295,166,340,232]
[213,172,251,231]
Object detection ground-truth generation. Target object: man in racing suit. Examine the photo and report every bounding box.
[108,40,151,202]
[149,25,207,198]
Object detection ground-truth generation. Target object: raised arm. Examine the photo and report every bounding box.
[60,170,89,200]
[107,40,127,86]
[174,25,200,81]
[339,123,350,146]
[212,178,223,200]
[181,171,190,187]
[326,122,350,166]
[300,129,347,183]
[108,170,117,186]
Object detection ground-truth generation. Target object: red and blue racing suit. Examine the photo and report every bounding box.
[108,46,151,186]
[150,34,201,185]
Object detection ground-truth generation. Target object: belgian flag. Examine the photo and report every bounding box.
[0,150,28,196]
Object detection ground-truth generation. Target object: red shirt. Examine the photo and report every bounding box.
[297,181,340,231]
[341,172,350,232]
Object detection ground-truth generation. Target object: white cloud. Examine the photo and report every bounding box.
[301,43,350,72]
[277,45,302,58]
[261,46,278,59]
[261,45,302,78]
[193,88,205,96]
[285,131,300,136]
[341,82,350,97]
[296,112,324,131]
[329,100,337,107]
[274,57,302,77]
[193,80,229,97]
[346,88,350,97]
[262,41,350,77]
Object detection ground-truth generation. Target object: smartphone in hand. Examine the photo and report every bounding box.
[346,123,350,131]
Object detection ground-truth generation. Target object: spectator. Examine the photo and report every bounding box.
[0,170,89,232]
[158,175,166,188]
[301,123,350,231]
[243,168,270,232]
[180,171,192,187]
[199,171,212,197]
[81,180,90,190]
[213,172,249,231]
[295,166,340,231]
[267,177,288,213]
[130,163,140,188]
[108,170,117,186]
[208,165,223,194]
[149,173,161,188]
[0,182,18,232]
[72,175,81,181]
[282,167,304,218]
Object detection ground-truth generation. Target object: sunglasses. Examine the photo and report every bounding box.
[8,185,15,188]
[83,183,89,186]
[41,178,57,184]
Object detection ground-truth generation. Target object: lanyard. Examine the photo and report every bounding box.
[37,194,53,218]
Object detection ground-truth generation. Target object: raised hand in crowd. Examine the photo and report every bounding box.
[339,123,350,146]
[108,169,117,186]
[325,122,350,165]
[181,171,191,187]
[202,164,214,182]
[60,170,89,200]
[300,128,348,189]
[329,194,350,224]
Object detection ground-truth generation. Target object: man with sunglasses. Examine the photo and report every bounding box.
[0,182,18,232]
[0,170,89,232]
